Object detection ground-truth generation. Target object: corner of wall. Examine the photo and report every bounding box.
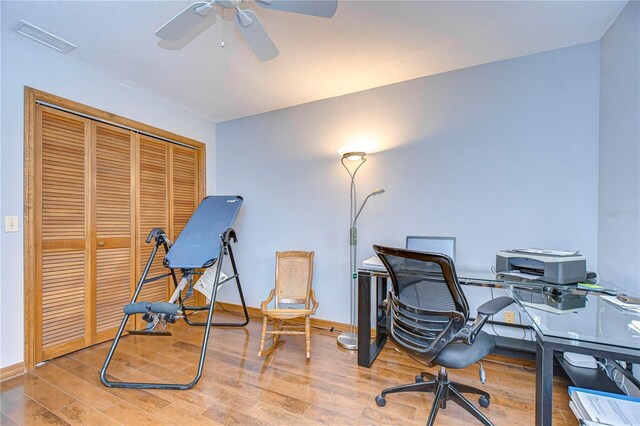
[597,0,640,294]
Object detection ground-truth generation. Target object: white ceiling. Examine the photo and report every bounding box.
[1,1,627,123]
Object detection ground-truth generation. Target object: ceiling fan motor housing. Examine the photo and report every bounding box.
[155,0,338,61]
[216,0,242,9]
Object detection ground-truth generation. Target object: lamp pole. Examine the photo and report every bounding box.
[337,152,385,350]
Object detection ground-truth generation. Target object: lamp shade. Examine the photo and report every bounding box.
[341,151,366,161]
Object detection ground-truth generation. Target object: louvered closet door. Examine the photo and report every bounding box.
[171,145,200,305]
[32,101,204,364]
[93,123,135,342]
[138,136,170,305]
[36,106,91,362]
[172,145,199,236]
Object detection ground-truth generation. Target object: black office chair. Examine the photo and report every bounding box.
[373,245,514,426]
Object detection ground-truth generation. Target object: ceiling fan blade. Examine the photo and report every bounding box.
[235,10,279,61]
[155,2,216,41]
[255,0,338,18]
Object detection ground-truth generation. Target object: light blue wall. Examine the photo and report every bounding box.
[215,43,601,324]
[598,1,640,295]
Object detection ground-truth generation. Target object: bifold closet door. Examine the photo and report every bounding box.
[35,107,135,362]
[93,123,135,342]
[135,139,200,307]
[137,135,170,305]
[33,103,203,364]
[171,145,199,238]
[35,106,91,362]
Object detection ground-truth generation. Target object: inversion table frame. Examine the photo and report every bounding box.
[100,195,248,390]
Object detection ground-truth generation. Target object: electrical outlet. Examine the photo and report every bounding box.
[4,216,19,232]
[504,311,516,324]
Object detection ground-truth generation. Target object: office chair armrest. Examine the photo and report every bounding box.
[456,297,514,345]
[477,296,514,316]
[261,289,276,312]
[310,289,319,314]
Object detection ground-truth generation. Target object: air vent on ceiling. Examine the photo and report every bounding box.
[12,20,77,54]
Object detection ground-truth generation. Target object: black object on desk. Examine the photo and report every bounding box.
[555,355,623,395]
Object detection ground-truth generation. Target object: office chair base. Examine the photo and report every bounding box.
[376,369,493,426]
[416,371,435,382]
[479,395,490,408]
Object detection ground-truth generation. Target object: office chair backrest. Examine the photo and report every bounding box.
[373,245,470,364]
[275,251,314,308]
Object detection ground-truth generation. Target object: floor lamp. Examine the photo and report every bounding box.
[337,151,385,350]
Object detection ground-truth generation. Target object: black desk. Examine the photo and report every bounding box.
[356,267,526,367]
[357,269,389,367]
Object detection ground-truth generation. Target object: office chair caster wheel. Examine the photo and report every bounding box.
[415,375,424,383]
[479,395,490,408]
[375,395,386,407]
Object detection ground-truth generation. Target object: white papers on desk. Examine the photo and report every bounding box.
[362,256,386,271]
[512,248,580,257]
[498,271,543,281]
[601,296,640,314]
[568,387,640,425]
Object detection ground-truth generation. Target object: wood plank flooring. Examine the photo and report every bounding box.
[1,310,575,425]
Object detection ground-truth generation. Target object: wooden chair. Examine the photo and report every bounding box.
[259,251,318,358]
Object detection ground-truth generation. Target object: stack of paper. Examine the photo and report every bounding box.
[362,256,386,271]
[602,295,640,314]
[568,387,640,425]
[512,248,580,257]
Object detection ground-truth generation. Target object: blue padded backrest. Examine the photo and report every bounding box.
[163,195,243,269]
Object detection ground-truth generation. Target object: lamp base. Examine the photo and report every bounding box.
[337,332,358,350]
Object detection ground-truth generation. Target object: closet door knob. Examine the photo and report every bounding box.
[97,241,105,247]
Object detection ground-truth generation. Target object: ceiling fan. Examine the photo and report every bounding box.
[155,0,338,61]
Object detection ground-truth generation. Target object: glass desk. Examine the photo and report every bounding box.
[505,283,640,426]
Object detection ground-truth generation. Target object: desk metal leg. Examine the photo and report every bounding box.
[357,272,388,367]
[358,272,372,366]
[535,337,554,426]
[375,276,387,337]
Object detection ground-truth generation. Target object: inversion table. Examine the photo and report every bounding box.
[100,195,248,390]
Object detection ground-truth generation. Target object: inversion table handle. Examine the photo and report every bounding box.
[221,228,237,244]
[146,227,169,244]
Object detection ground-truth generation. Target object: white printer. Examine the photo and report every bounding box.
[496,249,587,285]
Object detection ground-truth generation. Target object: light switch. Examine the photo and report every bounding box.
[4,216,19,232]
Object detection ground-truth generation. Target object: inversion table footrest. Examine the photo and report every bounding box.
[123,302,180,316]
[126,329,173,337]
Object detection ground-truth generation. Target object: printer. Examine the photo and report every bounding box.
[496,249,587,285]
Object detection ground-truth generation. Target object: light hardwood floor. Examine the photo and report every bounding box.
[1,310,575,425]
